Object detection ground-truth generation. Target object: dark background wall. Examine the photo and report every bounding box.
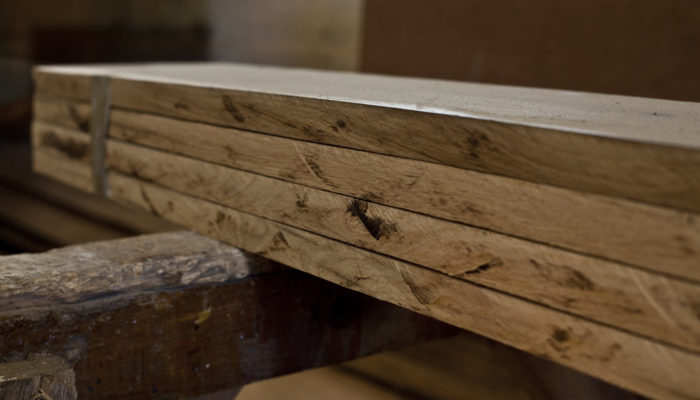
[361,0,700,102]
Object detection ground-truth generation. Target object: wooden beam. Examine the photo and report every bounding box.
[1,232,453,399]
[32,64,700,213]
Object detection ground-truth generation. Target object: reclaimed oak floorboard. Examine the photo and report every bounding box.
[29,147,700,400]
[33,64,700,214]
[30,121,700,352]
[30,117,700,284]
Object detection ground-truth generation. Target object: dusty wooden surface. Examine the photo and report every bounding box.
[0,231,453,399]
[0,354,76,400]
[0,231,255,311]
[29,124,700,352]
[31,110,700,282]
[33,64,700,213]
[83,172,700,400]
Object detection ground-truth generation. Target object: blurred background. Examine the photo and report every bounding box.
[0,1,697,397]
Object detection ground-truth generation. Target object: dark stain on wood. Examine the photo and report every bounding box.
[463,258,503,275]
[139,186,160,216]
[173,102,190,111]
[599,343,623,363]
[271,232,291,250]
[295,193,309,212]
[40,131,88,160]
[68,105,89,132]
[464,132,491,159]
[224,145,237,159]
[399,269,433,305]
[691,301,700,321]
[346,199,397,240]
[221,95,246,122]
[552,328,569,343]
[563,269,596,291]
[331,119,347,132]
[215,211,226,225]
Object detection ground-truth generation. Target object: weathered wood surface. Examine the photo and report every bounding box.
[30,110,700,282]
[33,64,700,213]
[0,354,76,400]
[64,171,698,400]
[29,124,700,352]
[0,231,453,399]
[0,231,254,311]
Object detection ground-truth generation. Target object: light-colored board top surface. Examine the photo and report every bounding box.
[35,62,700,150]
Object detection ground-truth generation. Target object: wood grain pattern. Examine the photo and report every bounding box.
[0,354,76,400]
[30,124,700,351]
[103,172,700,400]
[0,231,255,311]
[1,231,451,399]
[32,66,700,213]
[30,118,700,283]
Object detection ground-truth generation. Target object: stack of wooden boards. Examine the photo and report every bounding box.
[31,63,700,400]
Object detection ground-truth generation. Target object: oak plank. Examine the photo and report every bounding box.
[30,125,700,351]
[104,172,700,400]
[31,119,700,283]
[33,64,700,213]
[101,137,700,351]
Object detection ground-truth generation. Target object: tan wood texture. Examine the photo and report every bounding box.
[33,65,700,213]
[0,354,76,400]
[32,124,700,352]
[98,172,700,400]
[30,118,700,284]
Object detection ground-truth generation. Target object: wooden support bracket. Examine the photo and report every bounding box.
[0,231,454,399]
